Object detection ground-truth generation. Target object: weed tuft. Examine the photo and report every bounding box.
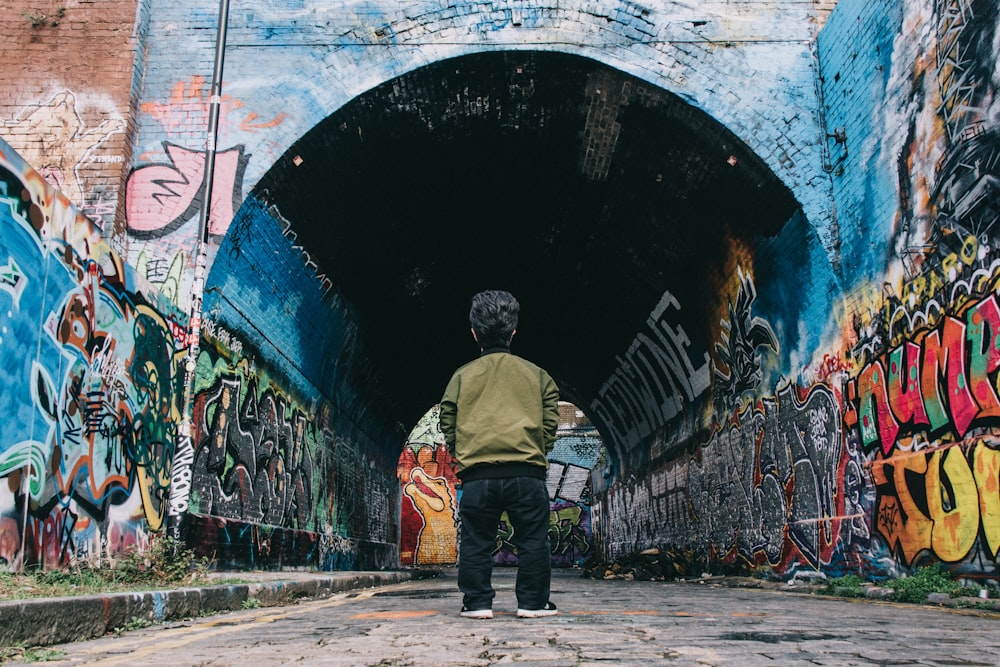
[22,7,65,28]
[816,565,993,605]
[108,535,209,586]
[817,573,867,598]
[113,616,152,636]
[885,564,965,603]
[0,646,66,663]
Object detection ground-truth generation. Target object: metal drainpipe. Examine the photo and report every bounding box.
[166,0,231,540]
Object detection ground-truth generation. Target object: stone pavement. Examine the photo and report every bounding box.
[2,568,998,666]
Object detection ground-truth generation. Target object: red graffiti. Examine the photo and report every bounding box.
[125,142,246,238]
[845,293,1000,454]
[812,353,851,384]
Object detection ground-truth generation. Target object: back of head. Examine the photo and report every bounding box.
[470,290,519,347]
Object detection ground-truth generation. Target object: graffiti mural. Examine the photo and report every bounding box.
[834,0,1000,579]
[590,289,712,467]
[0,137,186,568]
[185,308,399,570]
[125,142,248,239]
[713,266,779,414]
[596,272,851,575]
[1,90,126,228]
[496,432,601,568]
[592,0,1000,583]
[397,407,460,566]
[841,262,1000,574]
[124,76,289,312]
[191,374,315,529]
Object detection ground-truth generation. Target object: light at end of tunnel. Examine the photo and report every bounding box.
[293,155,304,166]
[727,155,738,167]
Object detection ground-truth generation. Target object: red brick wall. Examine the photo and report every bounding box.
[0,0,140,248]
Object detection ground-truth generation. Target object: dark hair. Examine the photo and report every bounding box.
[469,290,519,347]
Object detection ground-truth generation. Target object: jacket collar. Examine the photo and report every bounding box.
[480,344,511,356]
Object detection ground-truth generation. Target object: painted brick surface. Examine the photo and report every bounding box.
[0,136,187,568]
[122,0,835,314]
[181,196,401,569]
[114,0,839,575]
[594,0,1000,584]
[0,0,140,249]
[2,0,998,587]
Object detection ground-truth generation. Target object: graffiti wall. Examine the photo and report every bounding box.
[398,404,602,568]
[0,137,187,568]
[124,76,258,311]
[178,195,401,570]
[593,0,1000,583]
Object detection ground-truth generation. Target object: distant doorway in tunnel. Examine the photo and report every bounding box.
[397,402,605,568]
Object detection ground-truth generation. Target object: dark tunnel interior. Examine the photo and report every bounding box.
[253,51,800,445]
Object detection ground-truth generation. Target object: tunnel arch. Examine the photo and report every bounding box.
[220,50,799,470]
[182,48,822,569]
[131,0,835,283]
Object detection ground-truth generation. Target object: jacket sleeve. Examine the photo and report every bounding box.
[541,372,560,453]
[439,374,459,456]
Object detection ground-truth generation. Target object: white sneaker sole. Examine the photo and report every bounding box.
[517,608,558,618]
[460,610,493,619]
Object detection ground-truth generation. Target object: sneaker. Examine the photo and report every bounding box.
[460,606,493,619]
[517,601,558,618]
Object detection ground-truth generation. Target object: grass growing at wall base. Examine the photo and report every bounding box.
[0,536,211,601]
[819,564,999,604]
[0,646,66,663]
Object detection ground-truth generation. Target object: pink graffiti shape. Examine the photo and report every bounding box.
[126,142,244,237]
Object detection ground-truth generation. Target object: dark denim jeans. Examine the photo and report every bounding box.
[457,476,551,611]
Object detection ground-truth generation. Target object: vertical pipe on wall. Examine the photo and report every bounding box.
[198,0,231,248]
[166,0,231,539]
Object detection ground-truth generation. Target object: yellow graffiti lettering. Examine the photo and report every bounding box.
[960,234,978,265]
[940,252,960,280]
[874,442,998,564]
[928,270,944,298]
[973,443,1000,557]
[890,454,933,563]
[926,448,979,561]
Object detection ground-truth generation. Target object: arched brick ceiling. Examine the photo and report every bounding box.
[254,51,799,444]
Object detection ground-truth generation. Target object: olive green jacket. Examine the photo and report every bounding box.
[439,349,560,478]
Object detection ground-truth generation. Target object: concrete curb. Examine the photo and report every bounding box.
[0,570,434,648]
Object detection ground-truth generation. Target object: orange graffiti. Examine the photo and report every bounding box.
[140,77,240,136]
[873,441,999,564]
[240,112,288,132]
[140,77,285,142]
[404,468,457,564]
[973,443,1000,556]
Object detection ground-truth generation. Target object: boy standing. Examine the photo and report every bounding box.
[439,290,560,619]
